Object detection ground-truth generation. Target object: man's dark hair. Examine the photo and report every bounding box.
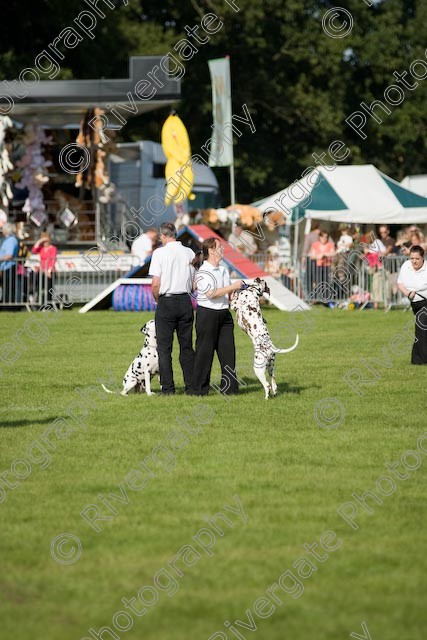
[410,244,425,257]
[159,222,177,238]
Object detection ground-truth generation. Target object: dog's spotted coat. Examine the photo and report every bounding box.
[102,319,159,396]
[230,278,299,399]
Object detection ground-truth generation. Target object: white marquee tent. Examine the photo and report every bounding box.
[401,174,427,197]
[255,164,427,224]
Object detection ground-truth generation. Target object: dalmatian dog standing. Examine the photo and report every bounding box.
[101,320,159,396]
[230,278,299,399]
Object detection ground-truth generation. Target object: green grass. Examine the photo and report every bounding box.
[0,307,426,640]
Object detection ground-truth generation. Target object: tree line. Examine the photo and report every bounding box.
[1,0,426,204]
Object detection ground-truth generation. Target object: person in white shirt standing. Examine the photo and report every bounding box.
[149,223,195,394]
[131,228,158,266]
[397,245,427,364]
[192,238,244,396]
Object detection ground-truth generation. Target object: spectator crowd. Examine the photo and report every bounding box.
[302,222,427,308]
[2,214,427,310]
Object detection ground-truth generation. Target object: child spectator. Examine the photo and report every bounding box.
[337,226,353,253]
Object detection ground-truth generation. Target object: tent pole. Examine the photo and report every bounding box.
[293,218,300,293]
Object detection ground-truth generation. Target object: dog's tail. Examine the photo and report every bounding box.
[101,383,118,395]
[272,334,299,354]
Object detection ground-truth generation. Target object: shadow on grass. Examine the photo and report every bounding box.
[238,378,316,395]
[276,381,311,395]
[1,417,57,429]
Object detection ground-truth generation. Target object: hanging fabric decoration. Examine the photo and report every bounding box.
[75,107,111,192]
[0,115,14,209]
[16,123,52,213]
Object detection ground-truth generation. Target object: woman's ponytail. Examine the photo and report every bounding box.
[192,250,204,270]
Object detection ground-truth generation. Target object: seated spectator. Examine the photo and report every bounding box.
[350,285,370,307]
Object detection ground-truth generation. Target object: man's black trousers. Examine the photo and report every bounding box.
[155,294,195,393]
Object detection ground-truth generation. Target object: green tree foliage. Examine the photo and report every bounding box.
[1,0,426,203]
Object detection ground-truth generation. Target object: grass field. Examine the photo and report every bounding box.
[1,306,426,640]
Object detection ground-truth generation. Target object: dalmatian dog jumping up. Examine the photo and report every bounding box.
[230,278,299,399]
[101,320,159,396]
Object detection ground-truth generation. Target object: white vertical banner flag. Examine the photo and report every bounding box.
[208,57,233,167]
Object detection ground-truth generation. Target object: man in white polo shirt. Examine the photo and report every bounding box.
[149,222,195,394]
[131,228,158,266]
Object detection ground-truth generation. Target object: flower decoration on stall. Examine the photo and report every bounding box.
[0,115,14,208]
[15,123,52,214]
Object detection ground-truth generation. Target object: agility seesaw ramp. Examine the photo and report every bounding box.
[183,225,310,312]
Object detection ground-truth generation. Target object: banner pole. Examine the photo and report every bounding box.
[226,55,235,206]
[229,163,236,206]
